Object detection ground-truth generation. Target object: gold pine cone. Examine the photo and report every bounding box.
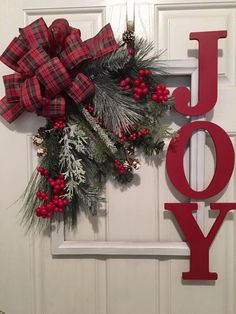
[37,147,48,157]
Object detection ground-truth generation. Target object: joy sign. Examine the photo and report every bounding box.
[165,31,235,281]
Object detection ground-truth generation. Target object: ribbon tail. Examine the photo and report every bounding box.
[0,96,24,123]
[84,23,118,59]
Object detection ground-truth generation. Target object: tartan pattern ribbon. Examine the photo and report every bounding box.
[0,18,118,123]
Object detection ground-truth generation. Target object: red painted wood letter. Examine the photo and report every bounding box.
[173,31,227,116]
[165,203,236,280]
[166,121,235,199]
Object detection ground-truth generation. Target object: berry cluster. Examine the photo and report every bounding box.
[118,134,126,143]
[48,174,65,194]
[53,118,66,130]
[120,77,132,90]
[132,69,151,101]
[36,191,49,201]
[35,168,69,219]
[86,104,94,114]
[37,166,49,176]
[118,128,150,143]
[129,128,150,141]
[151,84,170,103]
[119,69,151,101]
[114,160,127,174]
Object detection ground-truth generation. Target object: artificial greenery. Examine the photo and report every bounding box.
[21,37,175,232]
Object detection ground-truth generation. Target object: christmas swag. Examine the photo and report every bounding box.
[0,18,174,231]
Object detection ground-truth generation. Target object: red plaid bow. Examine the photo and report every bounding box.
[0,18,118,123]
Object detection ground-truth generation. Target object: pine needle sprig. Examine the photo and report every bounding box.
[92,80,143,133]
[81,45,129,78]
[81,108,118,154]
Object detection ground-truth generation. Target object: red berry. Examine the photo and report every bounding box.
[120,80,126,87]
[128,48,134,55]
[140,83,146,89]
[41,208,47,216]
[125,77,131,84]
[125,85,131,90]
[47,203,53,210]
[136,88,143,95]
[36,207,42,217]
[86,105,94,113]
[138,69,145,76]
[37,167,43,174]
[119,135,126,142]
[133,93,141,100]
[134,80,140,87]
[164,96,168,101]
[129,133,137,140]
[119,167,126,174]
[151,94,158,101]
[142,88,149,95]
[44,170,49,176]
[144,69,151,76]
[58,199,64,207]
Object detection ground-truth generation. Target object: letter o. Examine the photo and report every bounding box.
[166,121,235,199]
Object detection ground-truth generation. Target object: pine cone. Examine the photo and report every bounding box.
[37,147,48,157]
[122,30,135,44]
[38,127,48,139]
[32,134,44,146]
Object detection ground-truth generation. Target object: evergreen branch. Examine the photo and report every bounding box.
[81,108,118,155]
[81,45,129,78]
[59,125,87,200]
[92,80,142,133]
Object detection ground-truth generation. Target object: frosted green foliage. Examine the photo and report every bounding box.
[82,45,130,78]
[59,124,87,200]
[81,108,118,155]
[93,82,142,133]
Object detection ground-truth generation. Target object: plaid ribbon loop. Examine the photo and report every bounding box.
[0,18,118,123]
[18,46,51,76]
[59,29,92,70]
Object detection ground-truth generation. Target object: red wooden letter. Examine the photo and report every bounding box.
[173,31,227,116]
[165,203,236,280]
[166,121,235,199]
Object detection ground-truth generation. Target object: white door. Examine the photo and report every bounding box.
[0,1,236,314]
